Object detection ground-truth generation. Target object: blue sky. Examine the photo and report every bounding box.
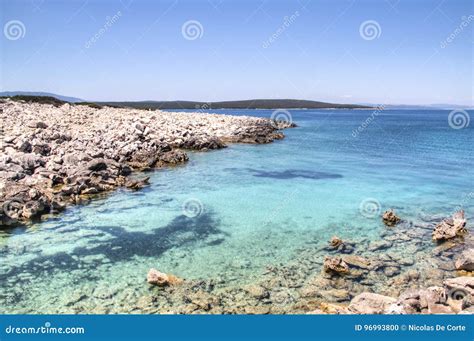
[1,0,472,105]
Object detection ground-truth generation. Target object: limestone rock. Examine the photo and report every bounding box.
[444,276,474,296]
[147,268,183,287]
[382,209,401,226]
[330,236,343,248]
[455,249,474,271]
[432,210,467,241]
[349,292,396,314]
[323,256,349,275]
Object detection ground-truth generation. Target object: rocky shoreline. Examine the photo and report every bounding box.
[0,99,293,226]
[137,210,472,315]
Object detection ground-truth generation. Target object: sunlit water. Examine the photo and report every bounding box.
[1,109,473,313]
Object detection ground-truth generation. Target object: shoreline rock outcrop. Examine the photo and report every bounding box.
[432,210,467,241]
[0,99,293,226]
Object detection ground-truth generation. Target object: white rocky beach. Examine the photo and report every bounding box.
[0,98,292,226]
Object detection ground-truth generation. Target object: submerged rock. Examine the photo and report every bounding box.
[368,240,393,251]
[330,236,343,248]
[244,285,269,299]
[323,256,349,275]
[432,210,467,241]
[382,209,401,226]
[342,255,371,270]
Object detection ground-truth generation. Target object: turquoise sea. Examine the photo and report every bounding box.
[0,109,473,313]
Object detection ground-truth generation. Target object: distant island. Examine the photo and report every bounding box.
[97,99,372,110]
[0,92,370,110]
[2,92,470,110]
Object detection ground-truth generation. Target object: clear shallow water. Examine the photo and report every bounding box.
[1,109,473,313]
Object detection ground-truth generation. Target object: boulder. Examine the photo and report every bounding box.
[33,143,51,156]
[323,256,349,275]
[382,209,401,226]
[342,255,371,270]
[158,150,189,165]
[320,302,350,314]
[329,236,343,248]
[147,268,183,287]
[455,249,474,271]
[348,292,396,314]
[444,276,474,297]
[21,200,47,219]
[124,177,150,190]
[432,210,467,241]
[18,141,32,153]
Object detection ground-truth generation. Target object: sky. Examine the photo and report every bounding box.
[1,0,473,105]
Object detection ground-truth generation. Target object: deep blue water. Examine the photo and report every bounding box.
[0,109,472,313]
